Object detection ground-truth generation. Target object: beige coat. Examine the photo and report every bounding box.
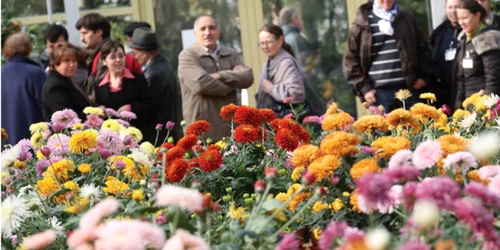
[178,43,254,141]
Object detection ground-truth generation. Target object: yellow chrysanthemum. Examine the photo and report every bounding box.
[350,158,380,180]
[14,160,25,169]
[386,108,420,134]
[462,92,482,109]
[434,240,457,250]
[101,119,121,132]
[322,112,353,131]
[350,190,363,213]
[31,133,43,148]
[290,144,324,168]
[474,95,488,111]
[69,130,98,154]
[132,189,143,202]
[320,131,362,157]
[139,142,155,155]
[394,89,412,101]
[63,180,80,193]
[29,122,49,134]
[353,115,389,133]
[126,127,143,142]
[72,123,84,130]
[452,109,471,122]
[289,192,310,212]
[36,176,60,197]
[124,163,149,182]
[325,102,339,115]
[331,198,344,212]
[410,103,441,122]
[313,201,329,213]
[275,192,289,203]
[291,167,305,182]
[313,228,322,240]
[215,140,228,149]
[436,135,469,156]
[419,93,437,103]
[343,192,350,197]
[467,170,489,185]
[109,155,134,169]
[83,106,104,116]
[308,155,341,182]
[44,159,75,181]
[77,163,92,173]
[64,197,88,214]
[287,184,303,195]
[103,176,130,197]
[229,204,249,221]
[371,136,411,159]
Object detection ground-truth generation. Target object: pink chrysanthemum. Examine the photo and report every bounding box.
[488,175,500,198]
[398,239,431,250]
[303,116,321,124]
[412,141,441,170]
[344,227,365,242]
[478,165,500,180]
[415,177,461,210]
[47,134,70,156]
[388,150,413,169]
[51,109,81,128]
[84,114,104,128]
[361,146,375,155]
[36,159,50,177]
[383,167,420,183]
[442,152,478,172]
[17,139,34,161]
[454,198,500,246]
[96,130,124,155]
[356,172,393,213]
[119,111,137,120]
[465,182,500,209]
[105,108,120,118]
[377,184,403,214]
[116,119,130,127]
[275,234,299,250]
[318,221,348,250]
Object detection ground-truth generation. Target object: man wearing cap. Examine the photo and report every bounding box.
[178,15,254,141]
[129,28,183,142]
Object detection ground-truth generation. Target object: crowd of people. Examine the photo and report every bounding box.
[2,0,500,147]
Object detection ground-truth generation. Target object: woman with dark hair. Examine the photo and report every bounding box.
[454,0,500,109]
[42,43,92,120]
[95,40,158,143]
[255,24,306,118]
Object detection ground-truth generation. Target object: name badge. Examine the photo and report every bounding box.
[445,48,457,61]
[463,58,473,69]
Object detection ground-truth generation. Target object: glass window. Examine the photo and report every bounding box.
[79,0,131,10]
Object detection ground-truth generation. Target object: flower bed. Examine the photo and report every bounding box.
[1,91,500,250]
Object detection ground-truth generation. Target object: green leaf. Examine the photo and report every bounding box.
[261,199,285,211]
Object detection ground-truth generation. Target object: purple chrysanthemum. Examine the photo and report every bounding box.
[382,167,420,183]
[105,108,120,118]
[454,198,500,246]
[465,182,500,209]
[47,134,70,156]
[355,172,393,213]
[415,177,461,210]
[398,239,431,250]
[96,130,124,155]
[51,109,81,128]
[36,159,50,177]
[275,234,299,250]
[119,111,137,120]
[318,221,348,250]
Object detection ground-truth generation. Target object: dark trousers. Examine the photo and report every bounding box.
[375,86,420,112]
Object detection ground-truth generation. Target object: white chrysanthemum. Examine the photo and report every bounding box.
[365,227,391,250]
[24,190,43,212]
[411,199,440,228]
[468,131,500,160]
[80,183,102,205]
[461,112,477,129]
[140,142,155,155]
[129,148,152,167]
[46,216,65,236]
[1,195,32,238]
[483,93,500,108]
[1,145,21,169]
[19,185,33,195]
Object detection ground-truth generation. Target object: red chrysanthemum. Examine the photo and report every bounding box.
[165,146,185,164]
[177,134,198,150]
[234,106,263,126]
[278,118,303,135]
[186,120,211,136]
[269,118,281,131]
[298,126,310,144]
[207,144,221,151]
[199,149,223,172]
[155,142,175,161]
[166,158,188,183]
[234,124,260,143]
[220,103,240,121]
[188,157,199,169]
[275,128,299,151]
[259,108,276,123]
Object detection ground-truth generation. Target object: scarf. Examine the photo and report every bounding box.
[372,1,398,36]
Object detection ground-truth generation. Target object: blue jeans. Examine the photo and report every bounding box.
[375,86,420,112]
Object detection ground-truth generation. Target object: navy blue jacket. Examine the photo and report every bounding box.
[1,56,46,145]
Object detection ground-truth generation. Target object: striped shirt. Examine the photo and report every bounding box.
[368,11,406,88]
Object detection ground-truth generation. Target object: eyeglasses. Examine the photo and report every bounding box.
[258,40,277,47]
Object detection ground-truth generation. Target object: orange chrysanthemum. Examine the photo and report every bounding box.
[155,142,175,161]
[259,108,277,123]
[177,134,198,151]
[353,115,389,133]
[467,170,489,185]
[350,158,380,180]
[308,155,341,182]
[275,128,300,151]
[289,192,310,212]
[166,146,185,164]
[436,135,469,156]
[386,108,420,133]
[188,157,199,169]
[278,118,303,135]
[371,136,411,158]
[322,112,353,131]
[167,158,188,183]
[220,103,239,120]
[290,144,323,168]
[206,144,221,151]
[409,103,441,123]
[298,126,310,144]
[234,124,260,143]
[199,149,223,172]
[269,118,281,131]
[350,190,363,213]
[320,131,362,157]
[234,106,263,126]
[186,120,211,136]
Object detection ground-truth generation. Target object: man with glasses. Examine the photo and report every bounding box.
[178,15,254,141]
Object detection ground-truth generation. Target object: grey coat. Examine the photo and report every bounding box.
[256,49,305,110]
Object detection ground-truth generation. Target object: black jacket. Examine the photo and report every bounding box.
[95,72,159,143]
[455,26,500,109]
[42,70,91,121]
[144,54,183,142]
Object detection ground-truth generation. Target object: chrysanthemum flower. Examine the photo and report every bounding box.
[44,159,75,181]
[83,106,104,116]
[51,109,81,129]
[353,115,389,133]
[419,92,437,103]
[259,108,276,122]
[322,112,353,131]
[442,151,477,172]
[410,103,441,122]
[437,135,469,156]
[234,106,263,126]
[371,136,411,159]
[289,192,310,212]
[206,144,221,151]
[412,140,442,170]
[394,89,412,101]
[35,176,60,197]
[29,122,49,134]
[64,197,88,214]
[125,127,143,142]
[186,120,211,136]
[291,167,305,181]
[103,176,130,197]
[388,149,413,169]
[269,118,281,131]
[308,155,341,182]
[156,185,203,212]
[84,114,104,128]
[290,144,323,168]
[119,110,137,120]
[320,131,362,157]
[69,130,98,154]
[165,146,185,164]
[318,221,348,250]
[465,182,500,209]
[415,177,461,210]
[199,149,223,172]
[350,190,363,213]
[96,129,123,155]
[219,103,239,121]
[177,134,198,151]
[350,158,380,180]
[355,172,393,213]
[234,124,260,143]
[1,195,32,238]
[276,234,299,250]
[386,108,420,133]
[167,158,188,183]
[275,128,299,151]
[30,132,43,149]
[454,198,499,245]
[123,161,148,182]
